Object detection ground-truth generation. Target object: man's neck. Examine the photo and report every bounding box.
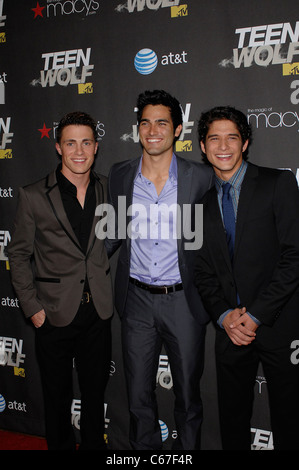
[61,167,91,189]
[141,151,173,179]
[141,151,173,196]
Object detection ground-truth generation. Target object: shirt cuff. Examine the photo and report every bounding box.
[218,309,261,328]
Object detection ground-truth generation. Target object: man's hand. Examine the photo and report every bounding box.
[222,307,257,346]
[31,309,46,328]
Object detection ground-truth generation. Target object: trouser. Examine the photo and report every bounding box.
[35,300,111,450]
[216,338,299,450]
[122,282,206,450]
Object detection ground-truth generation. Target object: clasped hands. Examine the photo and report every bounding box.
[222,307,258,346]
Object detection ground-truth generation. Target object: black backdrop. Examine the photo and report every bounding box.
[1,0,298,450]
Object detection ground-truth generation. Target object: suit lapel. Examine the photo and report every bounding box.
[86,173,104,256]
[207,187,233,272]
[46,170,83,252]
[234,163,259,258]
[177,157,193,253]
[124,158,140,252]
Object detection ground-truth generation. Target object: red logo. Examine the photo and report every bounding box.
[32,2,45,19]
[38,123,52,139]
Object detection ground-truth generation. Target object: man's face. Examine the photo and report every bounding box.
[200,119,248,181]
[56,125,98,179]
[138,104,182,159]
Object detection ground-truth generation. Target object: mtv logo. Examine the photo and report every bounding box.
[283,63,299,76]
[14,367,25,378]
[78,83,93,94]
[171,4,188,17]
[176,140,192,152]
[0,149,12,159]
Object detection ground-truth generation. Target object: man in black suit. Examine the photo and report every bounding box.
[106,90,213,449]
[194,106,299,450]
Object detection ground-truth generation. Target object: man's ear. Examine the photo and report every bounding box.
[200,141,206,154]
[55,142,62,155]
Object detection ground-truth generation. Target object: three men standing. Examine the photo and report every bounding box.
[8,97,299,451]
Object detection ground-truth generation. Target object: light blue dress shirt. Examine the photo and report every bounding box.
[129,154,182,286]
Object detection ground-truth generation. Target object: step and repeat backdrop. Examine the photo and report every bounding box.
[1,0,299,450]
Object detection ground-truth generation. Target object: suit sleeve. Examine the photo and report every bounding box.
[248,170,299,326]
[194,198,236,324]
[7,187,44,318]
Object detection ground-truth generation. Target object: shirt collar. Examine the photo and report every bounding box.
[215,160,248,193]
[56,164,95,194]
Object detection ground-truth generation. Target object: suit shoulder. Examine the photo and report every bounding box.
[253,163,297,184]
[93,171,107,184]
[22,174,48,194]
[109,157,139,175]
[176,155,213,176]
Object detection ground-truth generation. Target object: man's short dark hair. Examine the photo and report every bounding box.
[56,111,97,144]
[136,90,183,132]
[197,106,252,162]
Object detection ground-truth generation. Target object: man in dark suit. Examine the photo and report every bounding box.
[194,106,299,450]
[8,112,113,450]
[106,90,213,450]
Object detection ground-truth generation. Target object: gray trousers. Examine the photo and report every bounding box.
[122,282,206,450]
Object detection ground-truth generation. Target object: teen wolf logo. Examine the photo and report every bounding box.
[39,48,94,88]
[116,0,180,13]
[0,230,10,269]
[220,21,299,69]
[0,0,6,28]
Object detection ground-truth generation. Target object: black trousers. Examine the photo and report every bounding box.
[216,337,299,450]
[122,282,206,450]
[35,300,111,450]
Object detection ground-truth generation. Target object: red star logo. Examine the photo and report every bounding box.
[32,2,45,19]
[38,123,52,139]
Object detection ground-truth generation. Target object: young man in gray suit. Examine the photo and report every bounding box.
[106,90,214,450]
[8,112,113,450]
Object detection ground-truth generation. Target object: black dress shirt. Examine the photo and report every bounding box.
[56,166,96,291]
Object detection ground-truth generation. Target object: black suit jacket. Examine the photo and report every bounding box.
[106,155,214,322]
[194,162,299,351]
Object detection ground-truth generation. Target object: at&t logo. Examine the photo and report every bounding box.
[134,49,158,75]
[134,48,188,75]
[159,420,169,442]
[0,394,6,412]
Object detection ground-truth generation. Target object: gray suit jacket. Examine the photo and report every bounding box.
[8,169,113,327]
[106,155,214,323]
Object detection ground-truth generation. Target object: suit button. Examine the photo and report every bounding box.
[80,280,84,283]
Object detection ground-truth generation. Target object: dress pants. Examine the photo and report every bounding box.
[216,335,299,450]
[35,299,111,450]
[122,282,206,450]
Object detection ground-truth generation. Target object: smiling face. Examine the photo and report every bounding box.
[55,124,98,182]
[138,104,182,161]
[200,119,249,181]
